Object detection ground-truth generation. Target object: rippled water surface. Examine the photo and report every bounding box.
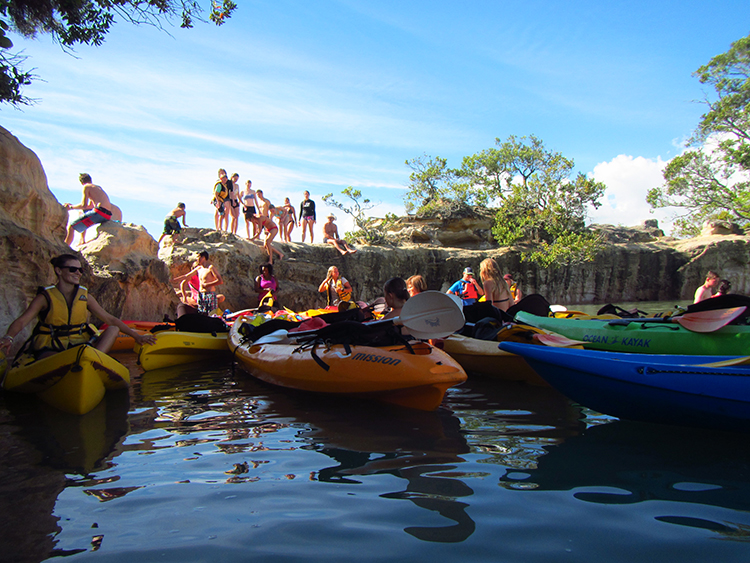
[1,352,749,562]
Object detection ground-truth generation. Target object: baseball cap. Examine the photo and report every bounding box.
[463,267,474,275]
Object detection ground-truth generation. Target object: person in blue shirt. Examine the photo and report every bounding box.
[447,267,484,306]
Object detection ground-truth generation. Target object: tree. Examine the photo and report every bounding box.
[403,154,457,212]
[0,0,237,106]
[489,135,606,268]
[648,33,750,235]
[323,187,396,245]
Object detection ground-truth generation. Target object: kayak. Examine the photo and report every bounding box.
[2,345,130,415]
[229,316,467,411]
[499,342,750,432]
[108,320,174,352]
[515,311,750,355]
[135,330,229,371]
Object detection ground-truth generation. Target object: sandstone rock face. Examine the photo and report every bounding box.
[0,127,73,351]
[79,221,178,321]
[701,220,744,237]
[674,235,750,300]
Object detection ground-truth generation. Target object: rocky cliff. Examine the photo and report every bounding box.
[2,126,749,347]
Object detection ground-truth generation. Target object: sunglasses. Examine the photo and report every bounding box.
[65,266,84,273]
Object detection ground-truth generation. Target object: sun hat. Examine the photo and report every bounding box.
[327,213,336,220]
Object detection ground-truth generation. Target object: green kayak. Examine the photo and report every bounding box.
[514,311,750,355]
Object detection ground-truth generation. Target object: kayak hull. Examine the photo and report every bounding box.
[499,342,750,432]
[3,345,129,415]
[136,331,229,371]
[229,318,467,410]
[515,311,750,355]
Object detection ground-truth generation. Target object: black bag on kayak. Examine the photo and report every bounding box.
[508,294,551,319]
[175,313,229,334]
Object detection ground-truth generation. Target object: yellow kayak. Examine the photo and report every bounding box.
[2,345,130,415]
[135,330,229,371]
[229,316,467,411]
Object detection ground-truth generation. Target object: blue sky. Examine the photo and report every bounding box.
[2,0,749,242]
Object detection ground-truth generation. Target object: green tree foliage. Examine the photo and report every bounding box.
[323,187,397,245]
[648,33,750,235]
[403,154,457,212]
[489,135,606,267]
[0,0,236,105]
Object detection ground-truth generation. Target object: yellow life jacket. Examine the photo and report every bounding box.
[326,279,352,306]
[508,282,518,302]
[31,285,94,354]
[214,181,229,203]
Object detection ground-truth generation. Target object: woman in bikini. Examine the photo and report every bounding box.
[281,198,297,242]
[256,212,284,264]
[254,263,280,307]
[228,173,241,235]
[479,258,513,312]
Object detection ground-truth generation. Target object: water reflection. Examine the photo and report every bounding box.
[497,419,750,539]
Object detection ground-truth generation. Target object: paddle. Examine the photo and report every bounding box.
[697,356,750,368]
[533,333,585,347]
[247,291,465,343]
[607,306,746,333]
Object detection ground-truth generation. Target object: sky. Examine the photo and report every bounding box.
[2,0,749,242]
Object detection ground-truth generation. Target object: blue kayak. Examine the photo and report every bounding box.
[498,342,750,432]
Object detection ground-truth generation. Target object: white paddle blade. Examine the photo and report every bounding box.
[399,291,465,336]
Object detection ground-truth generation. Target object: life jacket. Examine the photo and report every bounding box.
[30,285,95,355]
[214,181,229,203]
[508,282,518,301]
[461,280,479,301]
[326,279,352,306]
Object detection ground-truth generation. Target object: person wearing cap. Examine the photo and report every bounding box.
[447,267,484,306]
[158,202,188,246]
[323,213,357,255]
[504,273,523,304]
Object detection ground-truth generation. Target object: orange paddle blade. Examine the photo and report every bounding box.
[674,306,747,333]
[533,332,586,348]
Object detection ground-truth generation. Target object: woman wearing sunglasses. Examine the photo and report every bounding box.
[0,254,156,359]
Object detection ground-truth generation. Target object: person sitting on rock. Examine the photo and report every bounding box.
[172,251,225,315]
[323,214,357,255]
[318,266,353,307]
[694,270,720,303]
[382,277,410,320]
[64,173,123,246]
[0,254,155,359]
[447,267,484,307]
[158,203,188,246]
[406,274,427,297]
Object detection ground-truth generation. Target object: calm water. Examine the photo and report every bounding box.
[1,351,749,562]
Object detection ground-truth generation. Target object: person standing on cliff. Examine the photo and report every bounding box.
[228,173,242,235]
[157,203,188,246]
[694,271,720,303]
[213,169,231,231]
[299,191,316,243]
[64,173,123,246]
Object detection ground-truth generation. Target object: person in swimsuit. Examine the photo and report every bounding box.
[228,173,241,235]
[694,271,720,303]
[480,258,513,312]
[256,213,284,264]
[64,173,123,246]
[281,197,297,242]
[213,169,231,231]
[256,189,271,218]
[254,263,279,307]
[323,214,357,255]
[299,191,316,243]
[241,180,260,240]
[172,251,225,315]
[158,203,188,246]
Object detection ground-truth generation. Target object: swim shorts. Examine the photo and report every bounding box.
[163,217,181,235]
[71,206,113,233]
[198,291,218,315]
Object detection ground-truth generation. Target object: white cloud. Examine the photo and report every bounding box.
[589,154,674,233]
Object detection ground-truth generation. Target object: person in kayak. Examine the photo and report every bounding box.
[318,266,353,307]
[447,267,484,306]
[254,263,279,307]
[382,277,410,320]
[480,258,513,312]
[0,254,155,359]
[503,273,523,304]
[406,274,427,297]
[715,279,731,297]
[694,270,720,303]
